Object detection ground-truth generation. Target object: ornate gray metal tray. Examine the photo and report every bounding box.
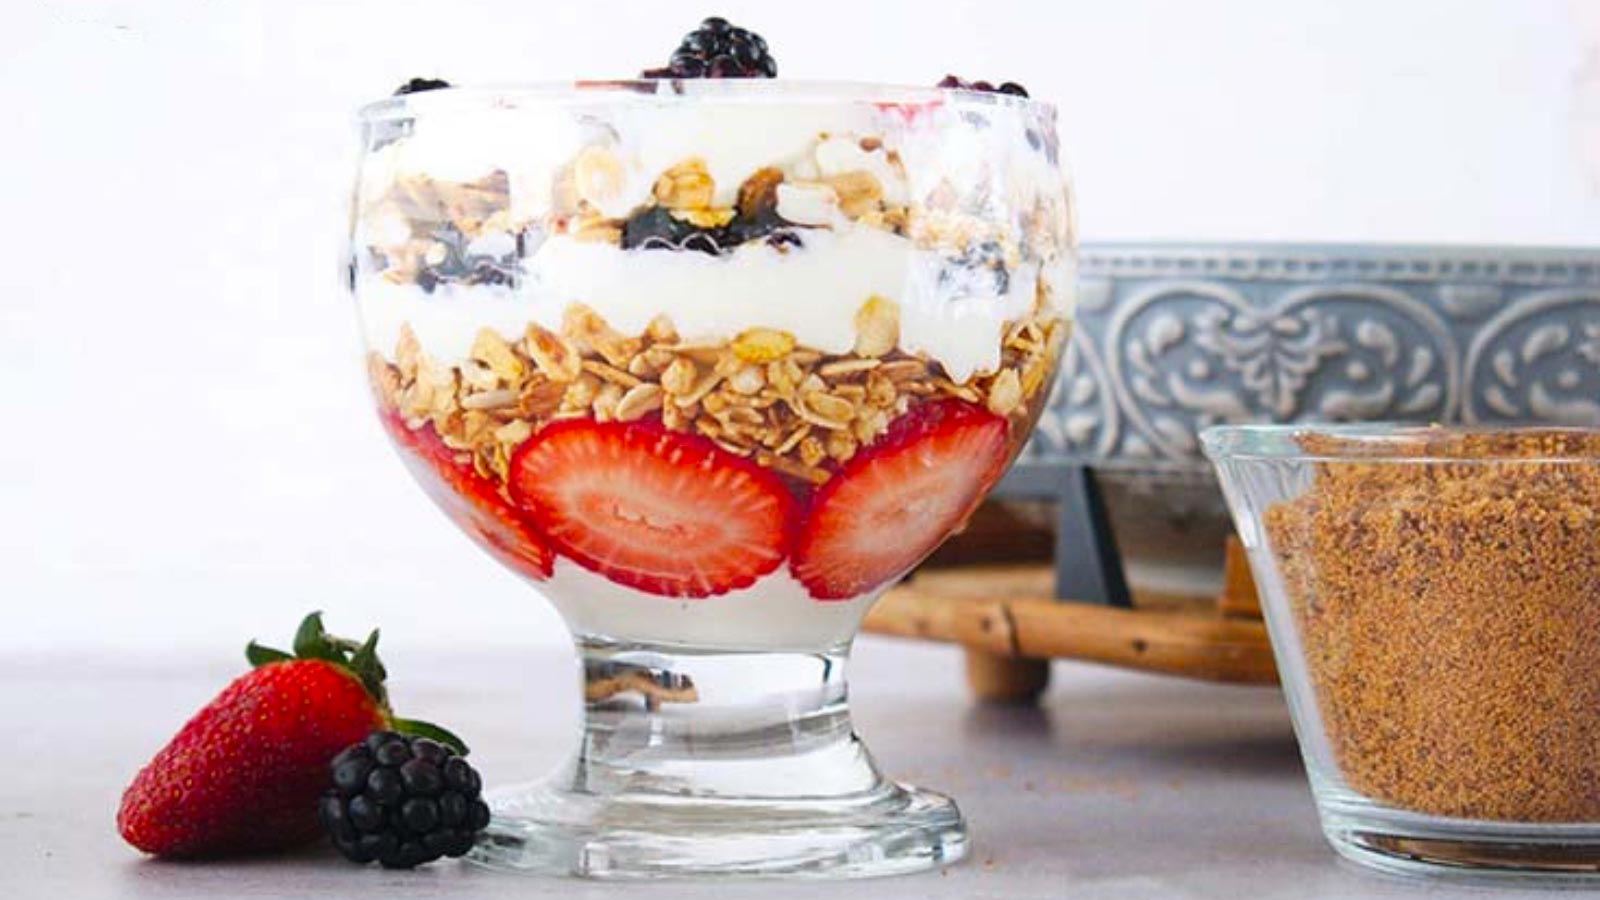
[1009,242,1600,594]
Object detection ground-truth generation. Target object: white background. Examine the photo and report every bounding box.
[3,0,1597,655]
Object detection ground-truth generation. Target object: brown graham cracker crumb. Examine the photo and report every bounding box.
[1265,430,1600,822]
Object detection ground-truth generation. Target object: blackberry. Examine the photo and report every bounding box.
[621,205,804,256]
[621,206,723,255]
[319,732,490,869]
[641,17,776,79]
[936,75,1029,97]
[413,224,521,292]
[394,77,451,96]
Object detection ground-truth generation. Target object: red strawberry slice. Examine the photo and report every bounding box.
[792,399,1010,600]
[508,419,796,598]
[380,409,553,581]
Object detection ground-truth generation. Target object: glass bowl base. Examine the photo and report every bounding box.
[469,778,966,879]
[465,637,965,879]
[1321,799,1600,885]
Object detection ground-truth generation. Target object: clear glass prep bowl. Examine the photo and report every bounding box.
[1204,423,1600,884]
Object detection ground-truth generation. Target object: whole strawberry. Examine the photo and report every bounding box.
[117,613,465,858]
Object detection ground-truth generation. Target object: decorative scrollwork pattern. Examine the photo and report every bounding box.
[1027,245,1600,468]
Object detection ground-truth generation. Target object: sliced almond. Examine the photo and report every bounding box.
[461,388,518,410]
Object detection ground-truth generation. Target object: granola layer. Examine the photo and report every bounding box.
[369,300,1065,490]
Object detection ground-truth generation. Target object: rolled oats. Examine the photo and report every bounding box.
[582,359,643,388]
[660,357,699,395]
[524,324,582,382]
[471,328,525,383]
[592,382,624,422]
[728,364,765,395]
[615,383,664,422]
[825,429,858,463]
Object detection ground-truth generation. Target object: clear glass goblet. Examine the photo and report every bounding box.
[350,81,1074,878]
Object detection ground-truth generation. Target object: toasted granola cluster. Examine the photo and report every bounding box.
[369,299,1065,489]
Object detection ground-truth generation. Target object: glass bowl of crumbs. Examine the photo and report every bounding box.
[1203,424,1600,883]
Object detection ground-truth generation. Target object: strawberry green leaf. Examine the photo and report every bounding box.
[348,629,389,706]
[391,717,470,756]
[245,641,294,668]
[292,611,340,663]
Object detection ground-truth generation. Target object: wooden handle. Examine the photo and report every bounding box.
[865,578,1277,685]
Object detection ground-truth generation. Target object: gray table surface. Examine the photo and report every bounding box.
[1,638,1530,899]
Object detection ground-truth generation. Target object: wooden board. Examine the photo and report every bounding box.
[864,561,1277,686]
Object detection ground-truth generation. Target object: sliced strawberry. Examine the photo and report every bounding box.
[875,97,945,125]
[508,419,796,598]
[380,409,554,581]
[792,399,1010,600]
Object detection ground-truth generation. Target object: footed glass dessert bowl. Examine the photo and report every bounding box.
[350,80,1074,878]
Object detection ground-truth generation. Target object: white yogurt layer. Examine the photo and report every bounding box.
[357,226,1053,382]
[539,558,878,652]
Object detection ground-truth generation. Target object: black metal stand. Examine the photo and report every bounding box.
[989,462,1131,608]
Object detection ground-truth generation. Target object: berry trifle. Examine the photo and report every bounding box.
[350,18,1073,879]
